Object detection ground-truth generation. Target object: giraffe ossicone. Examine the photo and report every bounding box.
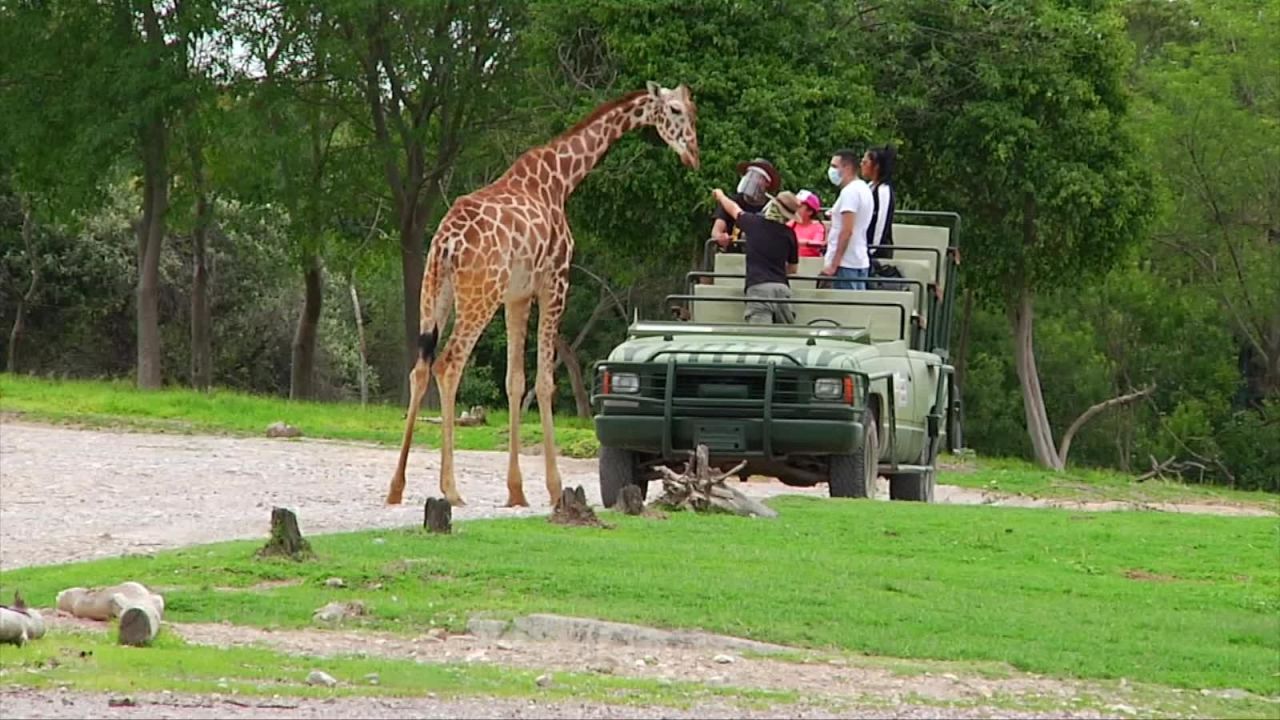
[386,83,701,508]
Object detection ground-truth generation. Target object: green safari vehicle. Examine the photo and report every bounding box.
[590,211,964,506]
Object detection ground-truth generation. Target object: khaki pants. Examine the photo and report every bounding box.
[745,283,795,324]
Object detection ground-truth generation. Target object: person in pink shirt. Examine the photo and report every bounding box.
[789,189,826,258]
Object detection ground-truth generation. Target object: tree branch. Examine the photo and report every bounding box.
[1056,385,1156,466]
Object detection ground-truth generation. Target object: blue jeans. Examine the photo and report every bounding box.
[830,266,869,290]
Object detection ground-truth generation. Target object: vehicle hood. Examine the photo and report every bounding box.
[605,333,880,370]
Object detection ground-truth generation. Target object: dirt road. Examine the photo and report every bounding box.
[0,419,1269,571]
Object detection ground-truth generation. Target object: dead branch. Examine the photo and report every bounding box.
[1057,385,1156,466]
[651,445,777,519]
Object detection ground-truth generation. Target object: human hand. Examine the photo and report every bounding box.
[715,232,731,247]
[821,263,837,276]
[712,188,726,202]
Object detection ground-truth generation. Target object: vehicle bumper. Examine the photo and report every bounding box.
[594,414,866,459]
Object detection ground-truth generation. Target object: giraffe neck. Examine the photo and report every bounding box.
[504,92,655,207]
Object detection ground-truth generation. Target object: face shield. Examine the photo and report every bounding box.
[735,166,770,205]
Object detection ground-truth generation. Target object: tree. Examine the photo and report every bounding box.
[321,1,529,397]
[1,0,218,389]
[884,0,1154,469]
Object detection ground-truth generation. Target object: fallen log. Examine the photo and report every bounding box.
[117,601,162,647]
[651,445,778,519]
[0,592,45,646]
[56,582,165,621]
[615,485,645,515]
[423,405,488,427]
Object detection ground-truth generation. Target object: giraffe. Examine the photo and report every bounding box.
[386,81,700,508]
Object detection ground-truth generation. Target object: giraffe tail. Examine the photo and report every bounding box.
[417,239,454,367]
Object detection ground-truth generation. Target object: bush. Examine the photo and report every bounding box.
[1215,409,1280,492]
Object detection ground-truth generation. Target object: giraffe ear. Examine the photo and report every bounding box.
[646,80,662,99]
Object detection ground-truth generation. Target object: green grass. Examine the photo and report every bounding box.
[940,453,1279,510]
[0,628,794,709]
[3,498,1276,695]
[0,374,599,456]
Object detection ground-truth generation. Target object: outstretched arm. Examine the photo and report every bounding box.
[712,188,743,221]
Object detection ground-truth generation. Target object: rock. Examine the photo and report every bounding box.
[425,627,447,641]
[941,673,959,681]
[585,658,618,675]
[464,649,487,663]
[467,617,509,639]
[1106,704,1137,716]
[535,674,553,688]
[634,659,647,668]
[107,697,136,708]
[495,640,514,651]
[1217,689,1249,700]
[312,601,365,625]
[265,421,302,439]
[306,670,337,688]
[372,538,386,545]
[642,655,658,666]
[324,577,345,588]
[364,673,380,686]
[707,675,728,685]
[713,654,734,664]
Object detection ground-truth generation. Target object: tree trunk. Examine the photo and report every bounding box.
[555,335,591,418]
[136,116,168,390]
[6,195,37,374]
[188,140,212,391]
[954,288,974,392]
[290,255,323,400]
[1009,283,1062,470]
[350,283,369,407]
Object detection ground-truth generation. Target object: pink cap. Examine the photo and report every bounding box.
[796,189,821,213]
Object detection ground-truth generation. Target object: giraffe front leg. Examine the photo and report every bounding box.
[431,298,499,508]
[387,359,431,505]
[503,299,532,507]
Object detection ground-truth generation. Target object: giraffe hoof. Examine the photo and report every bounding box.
[504,497,530,508]
[446,495,467,508]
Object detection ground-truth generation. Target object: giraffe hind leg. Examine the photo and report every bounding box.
[387,357,431,505]
[534,289,566,507]
[503,299,532,508]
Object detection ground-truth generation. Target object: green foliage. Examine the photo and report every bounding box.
[1216,410,1280,492]
[3,499,1277,692]
[523,0,875,291]
[884,0,1154,303]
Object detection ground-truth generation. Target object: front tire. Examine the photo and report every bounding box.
[598,446,642,508]
[829,417,879,499]
[889,440,937,503]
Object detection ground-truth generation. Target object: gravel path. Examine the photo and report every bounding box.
[0,419,1269,571]
[0,688,1108,720]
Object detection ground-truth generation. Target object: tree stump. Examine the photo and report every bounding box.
[257,507,314,560]
[652,444,779,518]
[117,601,161,647]
[549,486,609,528]
[0,592,45,646]
[424,497,452,534]
[615,485,645,515]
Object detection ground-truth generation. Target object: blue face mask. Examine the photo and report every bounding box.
[827,166,843,186]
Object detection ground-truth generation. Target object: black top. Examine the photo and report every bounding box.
[714,191,768,239]
[737,213,798,289]
[868,181,895,260]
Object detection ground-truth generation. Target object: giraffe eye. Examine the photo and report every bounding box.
[669,105,683,115]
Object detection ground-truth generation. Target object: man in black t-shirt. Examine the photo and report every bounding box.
[710,158,780,251]
[711,188,800,324]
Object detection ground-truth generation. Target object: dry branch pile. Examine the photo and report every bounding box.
[651,445,778,519]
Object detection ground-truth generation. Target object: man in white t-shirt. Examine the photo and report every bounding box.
[821,149,874,290]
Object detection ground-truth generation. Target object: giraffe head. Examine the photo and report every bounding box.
[646,81,700,170]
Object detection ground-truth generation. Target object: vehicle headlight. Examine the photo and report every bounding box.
[609,372,640,394]
[814,376,854,403]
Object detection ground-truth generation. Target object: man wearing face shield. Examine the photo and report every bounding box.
[710,158,781,252]
[711,188,800,324]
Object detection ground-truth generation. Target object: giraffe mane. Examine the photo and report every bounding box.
[556,90,649,139]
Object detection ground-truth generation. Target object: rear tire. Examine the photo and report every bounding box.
[889,439,937,503]
[829,417,878,499]
[599,446,643,508]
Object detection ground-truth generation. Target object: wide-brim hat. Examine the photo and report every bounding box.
[772,191,801,222]
[734,158,782,194]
